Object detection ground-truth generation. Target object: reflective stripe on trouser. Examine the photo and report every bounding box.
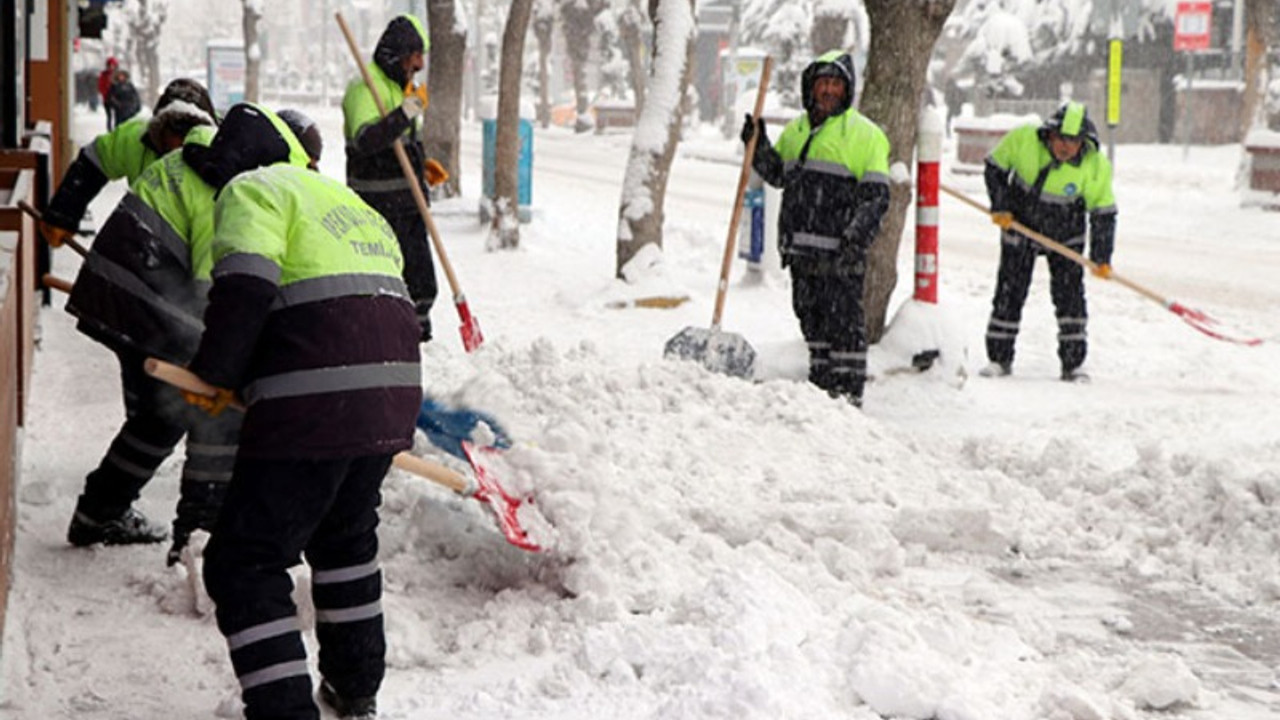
[791,269,867,399]
[204,453,393,720]
[78,348,183,519]
[986,231,1088,369]
[172,411,241,542]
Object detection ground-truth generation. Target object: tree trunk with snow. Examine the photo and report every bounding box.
[425,0,468,199]
[242,0,262,103]
[859,0,955,342]
[533,0,555,128]
[613,0,695,278]
[490,0,535,250]
[1240,0,1276,135]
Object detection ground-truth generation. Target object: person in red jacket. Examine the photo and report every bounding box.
[98,57,119,130]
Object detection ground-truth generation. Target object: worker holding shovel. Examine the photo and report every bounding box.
[741,49,890,408]
[979,101,1117,382]
[181,103,420,720]
[342,14,439,343]
[58,91,220,552]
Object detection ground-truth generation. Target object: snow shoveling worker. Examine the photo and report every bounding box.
[740,49,891,408]
[37,78,218,251]
[342,13,438,343]
[181,102,421,720]
[979,100,1118,383]
[61,84,225,551]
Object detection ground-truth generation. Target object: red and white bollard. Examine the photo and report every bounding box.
[914,106,944,304]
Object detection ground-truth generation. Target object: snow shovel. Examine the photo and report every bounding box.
[664,56,773,380]
[940,184,1263,347]
[335,12,485,353]
[144,358,541,552]
[416,395,512,462]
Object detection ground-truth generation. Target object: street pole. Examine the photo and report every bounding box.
[1230,0,1245,78]
[721,0,741,140]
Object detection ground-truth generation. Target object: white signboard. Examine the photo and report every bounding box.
[206,42,246,113]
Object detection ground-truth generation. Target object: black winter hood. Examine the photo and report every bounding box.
[374,15,427,87]
[183,103,306,190]
[801,50,856,118]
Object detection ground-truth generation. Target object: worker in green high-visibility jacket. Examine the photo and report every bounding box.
[980,101,1118,383]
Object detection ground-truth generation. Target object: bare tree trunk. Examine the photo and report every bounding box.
[425,0,468,198]
[559,0,602,132]
[614,0,695,278]
[490,0,535,250]
[126,0,166,107]
[533,1,554,128]
[810,9,848,54]
[1240,0,1276,135]
[859,0,955,342]
[242,0,262,103]
[618,0,647,113]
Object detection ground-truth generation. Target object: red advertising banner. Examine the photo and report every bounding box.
[1173,1,1212,51]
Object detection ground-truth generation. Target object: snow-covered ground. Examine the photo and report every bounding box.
[3,103,1280,719]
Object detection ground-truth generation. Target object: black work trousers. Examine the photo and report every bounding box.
[384,210,437,342]
[203,453,393,720]
[791,269,868,401]
[76,347,185,520]
[985,230,1088,371]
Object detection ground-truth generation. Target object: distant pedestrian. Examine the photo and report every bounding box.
[98,56,118,129]
[108,68,142,125]
[979,101,1118,382]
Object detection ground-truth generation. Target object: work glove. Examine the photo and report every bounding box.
[424,158,450,187]
[990,211,1014,230]
[1091,263,1112,279]
[740,114,767,146]
[401,83,429,120]
[182,387,236,418]
[37,219,75,249]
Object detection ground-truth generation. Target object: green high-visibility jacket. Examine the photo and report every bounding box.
[986,124,1117,264]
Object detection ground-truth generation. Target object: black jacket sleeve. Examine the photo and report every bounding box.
[188,274,277,391]
[43,149,110,231]
[983,158,1011,214]
[750,139,785,188]
[1089,210,1116,266]
[844,181,891,250]
[347,108,415,160]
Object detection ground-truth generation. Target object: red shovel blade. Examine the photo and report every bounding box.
[456,298,484,352]
[461,441,540,552]
[1169,302,1263,347]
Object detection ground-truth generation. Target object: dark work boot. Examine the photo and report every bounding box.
[68,506,168,547]
[320,679,377,720]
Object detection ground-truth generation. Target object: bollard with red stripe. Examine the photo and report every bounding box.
[914,107,944,304]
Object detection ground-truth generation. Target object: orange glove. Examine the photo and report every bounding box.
[990,212,1014,230]
[182,387,236,417]
[37,219,74,249]
[404,83,430,117]
[1091,263,1112,279]
[424,158,450,187]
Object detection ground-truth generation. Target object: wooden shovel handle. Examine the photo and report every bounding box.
[16,199,90,258]
[939,183,1167,306]
[143,357,473,495]
[712,56,773,330]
